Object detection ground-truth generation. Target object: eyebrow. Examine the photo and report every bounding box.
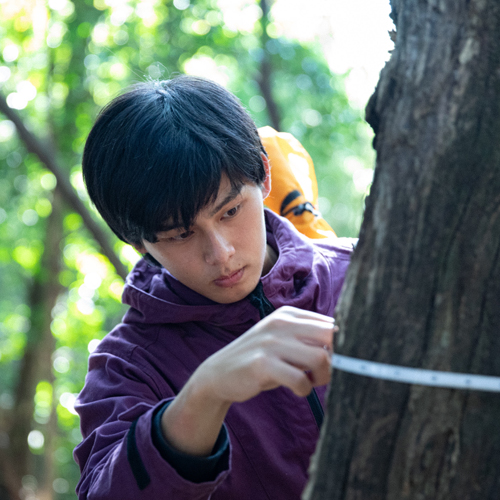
[158,184,243,234]
[208,184,242,217]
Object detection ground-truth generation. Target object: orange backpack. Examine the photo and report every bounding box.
[259,126,336,239]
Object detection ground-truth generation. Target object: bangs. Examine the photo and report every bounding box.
[123,120,254,244]
[82,76,266,246]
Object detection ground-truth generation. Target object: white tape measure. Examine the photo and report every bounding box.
[331,354,500,393]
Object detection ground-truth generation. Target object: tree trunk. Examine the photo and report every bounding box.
[7,190,64,499]
[258,0,282,131]
[304,1,500,499]
[0,94,129,281]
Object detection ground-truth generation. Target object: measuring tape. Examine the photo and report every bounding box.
[331,354,500,393]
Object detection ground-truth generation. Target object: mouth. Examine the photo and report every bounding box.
[213,267,245,288]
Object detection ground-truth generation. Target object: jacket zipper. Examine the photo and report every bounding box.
[248,282,324,430]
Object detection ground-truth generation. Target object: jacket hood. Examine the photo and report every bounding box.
[121,210,348,328]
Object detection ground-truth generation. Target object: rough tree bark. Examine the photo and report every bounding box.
[304,1,500,499]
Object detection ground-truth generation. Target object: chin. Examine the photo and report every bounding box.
[212,290,249,304]
[211,281,259,304]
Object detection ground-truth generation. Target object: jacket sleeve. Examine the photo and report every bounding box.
[73,348,231,500]
[151,402,230,483]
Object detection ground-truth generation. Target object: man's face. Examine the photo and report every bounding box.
[135,166,273,304]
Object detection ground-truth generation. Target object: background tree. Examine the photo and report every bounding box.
[304,0,500,499]
[0,0,375,498]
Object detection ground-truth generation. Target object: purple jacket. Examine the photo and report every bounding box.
[74,210,354,499]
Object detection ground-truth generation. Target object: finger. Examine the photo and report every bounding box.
[269,340,333,379]
[246,327,335,362]
[300,326,337,350]
[272,305,335,324]
[294,323,335,349]
[304,356,332,387]
[260,360,314,398]
[263,315,335,346]
[248,336,331,381]
[293,350,332,387]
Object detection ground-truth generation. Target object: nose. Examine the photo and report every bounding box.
[203,229,235,266]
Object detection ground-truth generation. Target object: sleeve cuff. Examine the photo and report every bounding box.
[151,400,230,483]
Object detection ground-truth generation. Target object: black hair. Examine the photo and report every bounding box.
[82,76,266,246]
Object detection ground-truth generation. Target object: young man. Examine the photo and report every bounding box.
[74,76,354,499]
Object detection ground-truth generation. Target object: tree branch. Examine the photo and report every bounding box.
[0,93,129,280]
[258,0,282,131]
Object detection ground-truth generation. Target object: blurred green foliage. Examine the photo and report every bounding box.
[0,0,374,498]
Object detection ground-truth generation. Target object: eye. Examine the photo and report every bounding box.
[170,230,194,241]
[224,204,240,218]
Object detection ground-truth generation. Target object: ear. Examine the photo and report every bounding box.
[261,153,271,199]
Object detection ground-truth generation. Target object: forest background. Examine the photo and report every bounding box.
[0,0,389,498]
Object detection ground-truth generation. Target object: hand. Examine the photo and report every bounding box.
[195,305,335,402]
[161,306,336,456]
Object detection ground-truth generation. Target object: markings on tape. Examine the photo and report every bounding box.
[331,354,500,392]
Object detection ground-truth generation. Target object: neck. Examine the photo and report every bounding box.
[261,244,278,276]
